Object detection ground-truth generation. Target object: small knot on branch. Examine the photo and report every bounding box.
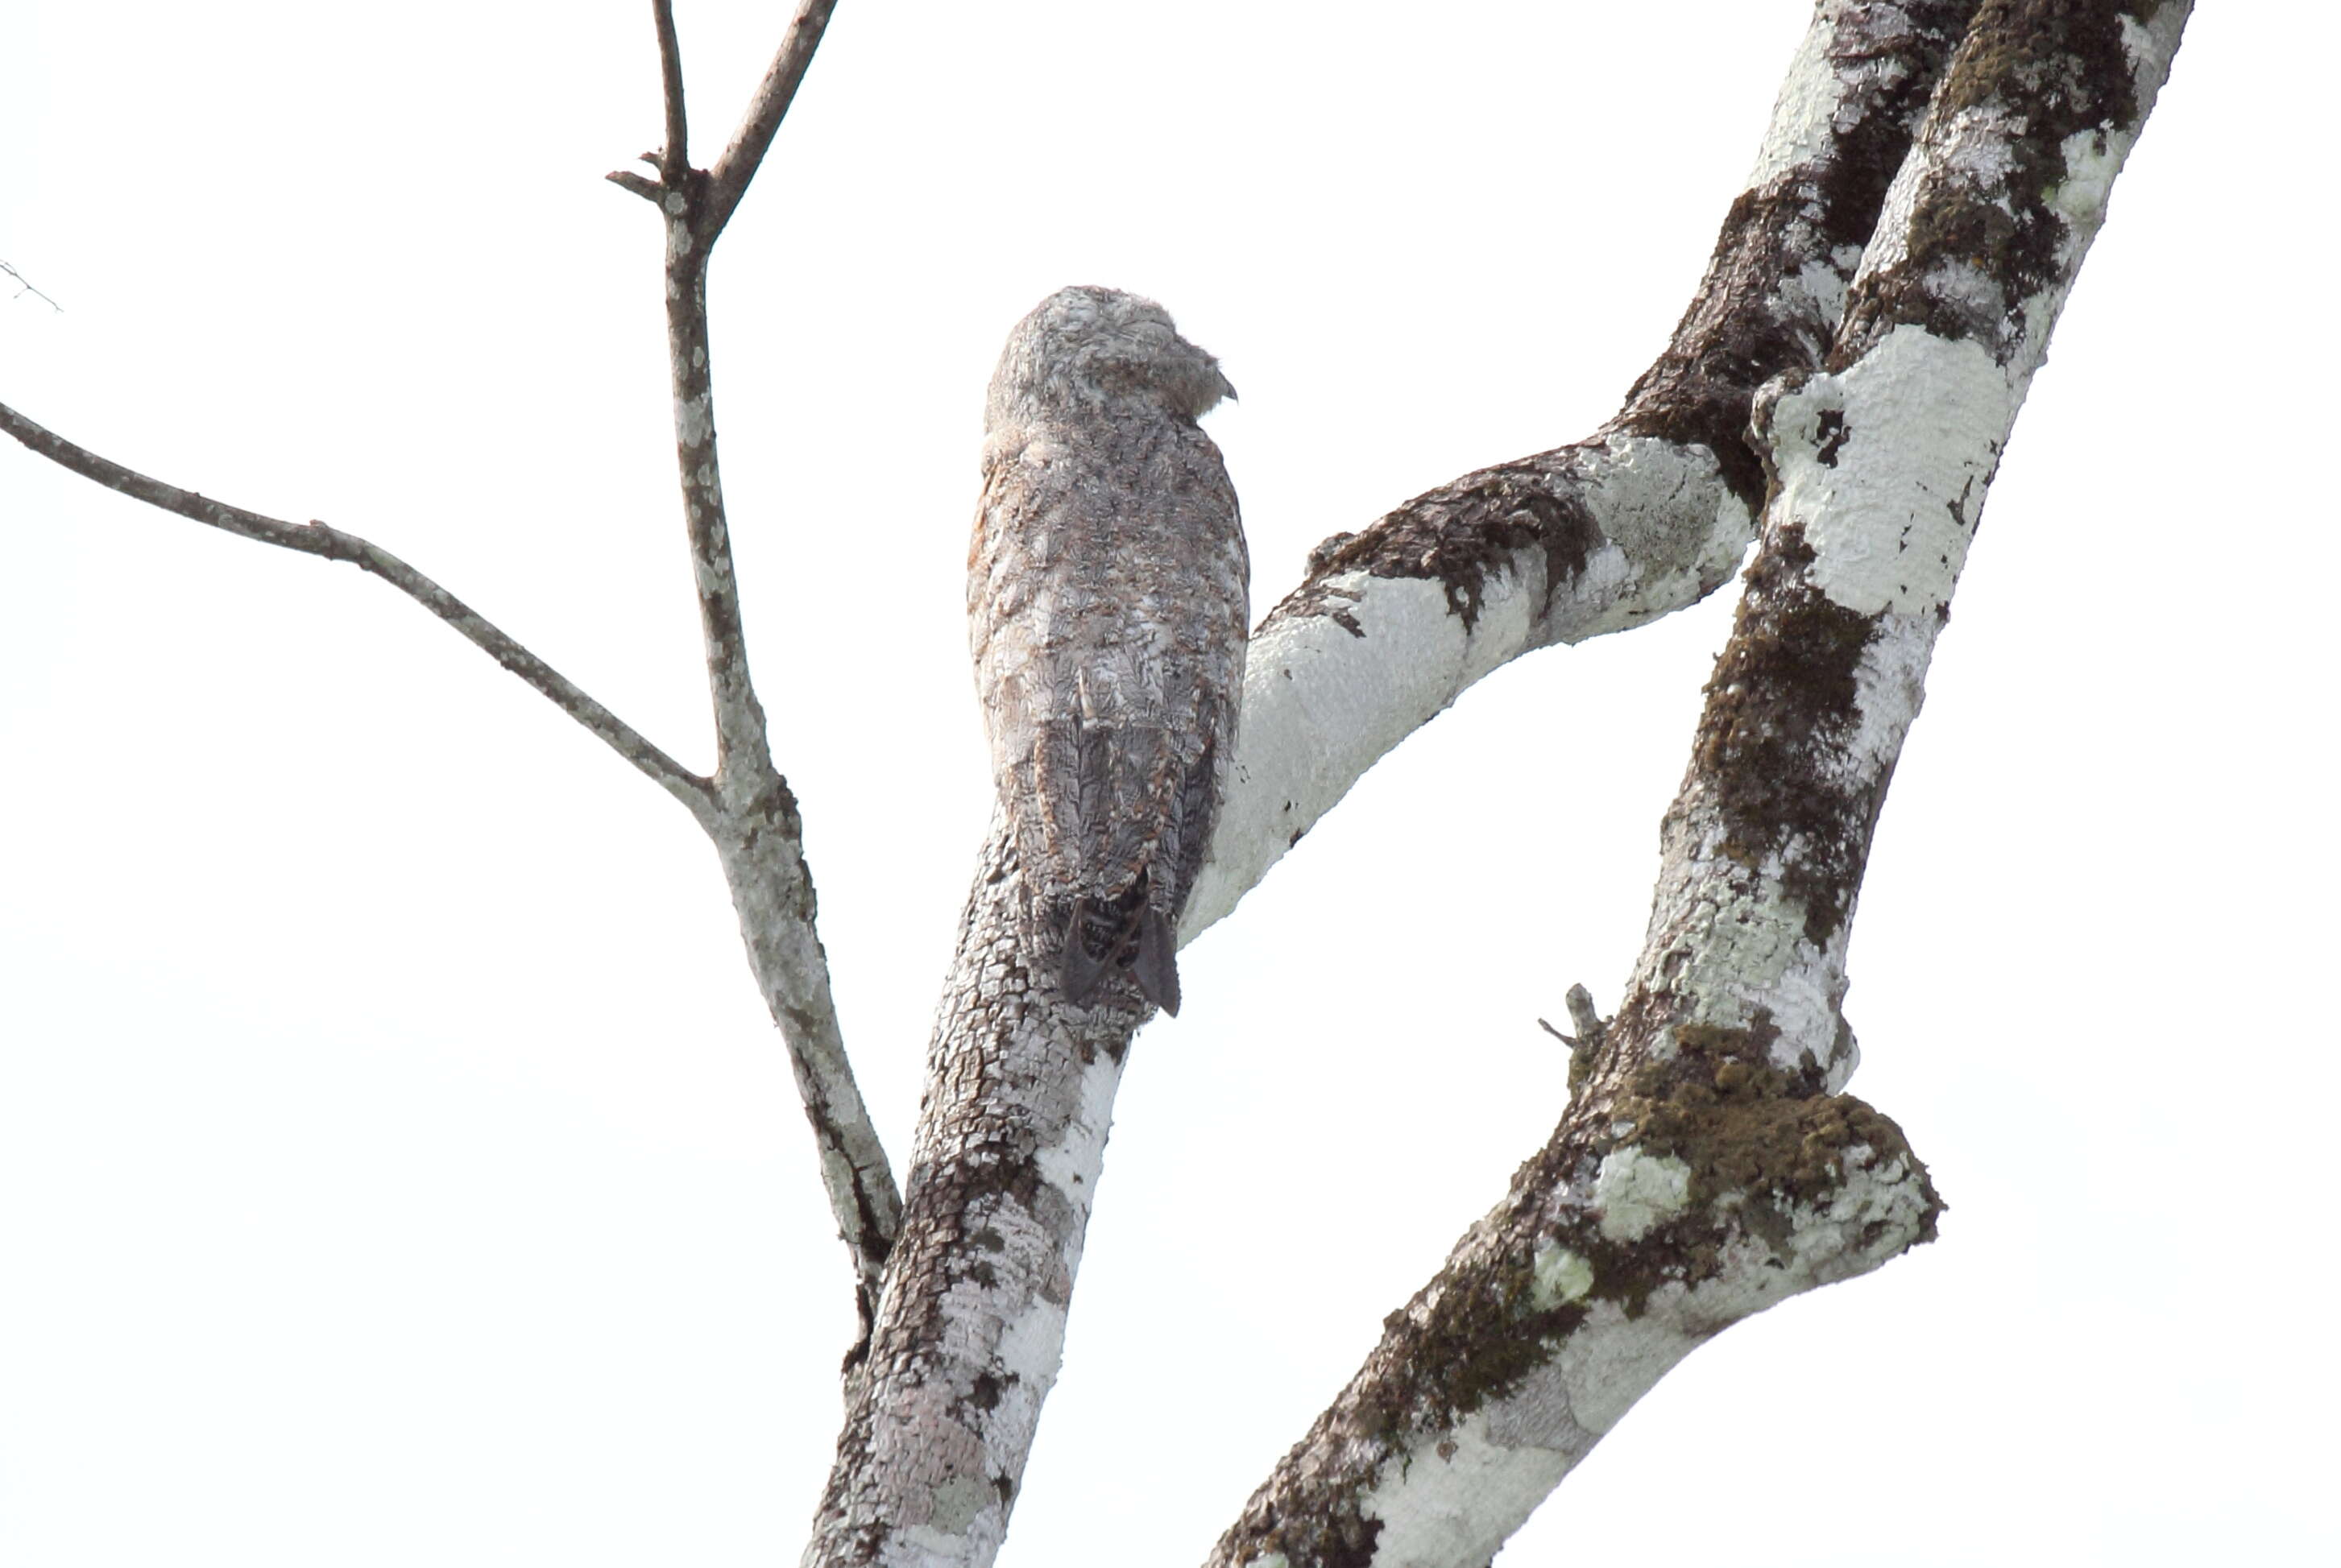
[606,168,665,204]
[1538,983,1610,1095]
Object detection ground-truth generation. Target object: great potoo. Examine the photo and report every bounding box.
[967,285,1248,1016]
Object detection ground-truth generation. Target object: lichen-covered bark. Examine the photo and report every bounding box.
[712,780,901,1332]
[1187,0,1982,941]
[812,6,2008,1565]
[636,0,905,1326]
[668,205,903,1324]
[1207,6,2190,1565]
[805,822,1141,1567]
[1208,1013,1937,1568]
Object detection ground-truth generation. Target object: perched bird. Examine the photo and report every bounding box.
[967,286,1248,1016]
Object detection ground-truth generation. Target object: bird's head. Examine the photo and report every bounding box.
[987,285,1236,428]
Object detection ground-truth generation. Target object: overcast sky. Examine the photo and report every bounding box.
[3,3,2334,1565]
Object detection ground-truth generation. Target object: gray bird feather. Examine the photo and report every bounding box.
[967,286,1248,1016]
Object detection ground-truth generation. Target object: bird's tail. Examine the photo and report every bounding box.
[1059,890,1181,1016]
[1131,908,1179,1017]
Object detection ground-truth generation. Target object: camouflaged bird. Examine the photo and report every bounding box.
[967,286,1248,1016]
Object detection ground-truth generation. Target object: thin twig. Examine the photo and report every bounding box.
[2,260,63,312]
[0,400,714,818]
[651,0,690,180]
[701,0,840,242]
[607,168,663,204]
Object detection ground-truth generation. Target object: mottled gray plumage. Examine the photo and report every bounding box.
[968,286,1248,1016]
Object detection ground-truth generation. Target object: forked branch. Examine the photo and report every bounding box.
[609,0,902,1333]
[1211,4,2191,1562]
[0,400,712,817]
[805,4,2003,1564]
[6,0,900,1342]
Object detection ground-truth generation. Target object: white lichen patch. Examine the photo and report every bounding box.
[1183,563,1538,938]
[1846,609,1937,775]
[1628,838,1854,1086]
[1031,1053,1118,1205]
[1568,437,1749,642]
[1572,1147,1933,1421]
[922,1474,996,1537]
[1767,324,2010,616]
[1744,7,1852,188]
[675,391,713,447]
[1593,1147,1691,1242]
[1183,436,1747,946]
[1530,1240,1595,1309]
[1780,254,1855,349]
[1359,1407,1577,1568]
[1553,1296,1707,1436]
[1345,1144,1933,1562]
[993,1292,1071,1393]
[2050,125,2128,230]
[1763,1142,1933,1284]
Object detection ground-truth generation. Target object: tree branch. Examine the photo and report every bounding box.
[606,167,664,203]
[1209,4,2192,1562]
[613,0,902,1334]
[651,0,690,181]
[1185,0,1991,942]
[806,3,1994,1563]
[808,819,1148,1564]
[702,0,841,243]
[0,399,714,817]
[2,259,64,312]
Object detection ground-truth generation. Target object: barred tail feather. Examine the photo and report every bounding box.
[1056,885,1180,1016]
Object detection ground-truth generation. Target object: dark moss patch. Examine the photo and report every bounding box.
[1358,1259,1590,1446]
[1838,0,2157,366]
[1275,459,1600,635]
[1812,408,1848,467]
[1691,525,1883,943]
[1808,0,1983,248]
[1224,1497,1385,1568]
[1610,1020,1937,1244]
[1613,0,1980,509]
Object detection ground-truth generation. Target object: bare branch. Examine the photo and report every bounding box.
[701,0,841,242]
[2,259,63,312]
[659,288,772,786]
[1187,0,1987,939]
[611,0,901,1318]
[604,168,663,203]
[651,0,690,180]
[1208,3,2192,1562]
[0,399,714,817]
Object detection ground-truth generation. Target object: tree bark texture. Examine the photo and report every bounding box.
[1187,0,1987,941]
[0,3,2196,1563]
[1208,5,2190,1564]
[0,0,905,1374]
[662,205,904,1329]
[640,0,904,1328]
[807,821,1145,1566]
[802,2,2101,1564]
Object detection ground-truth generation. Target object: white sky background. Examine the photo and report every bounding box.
[2,2,2334,1563]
